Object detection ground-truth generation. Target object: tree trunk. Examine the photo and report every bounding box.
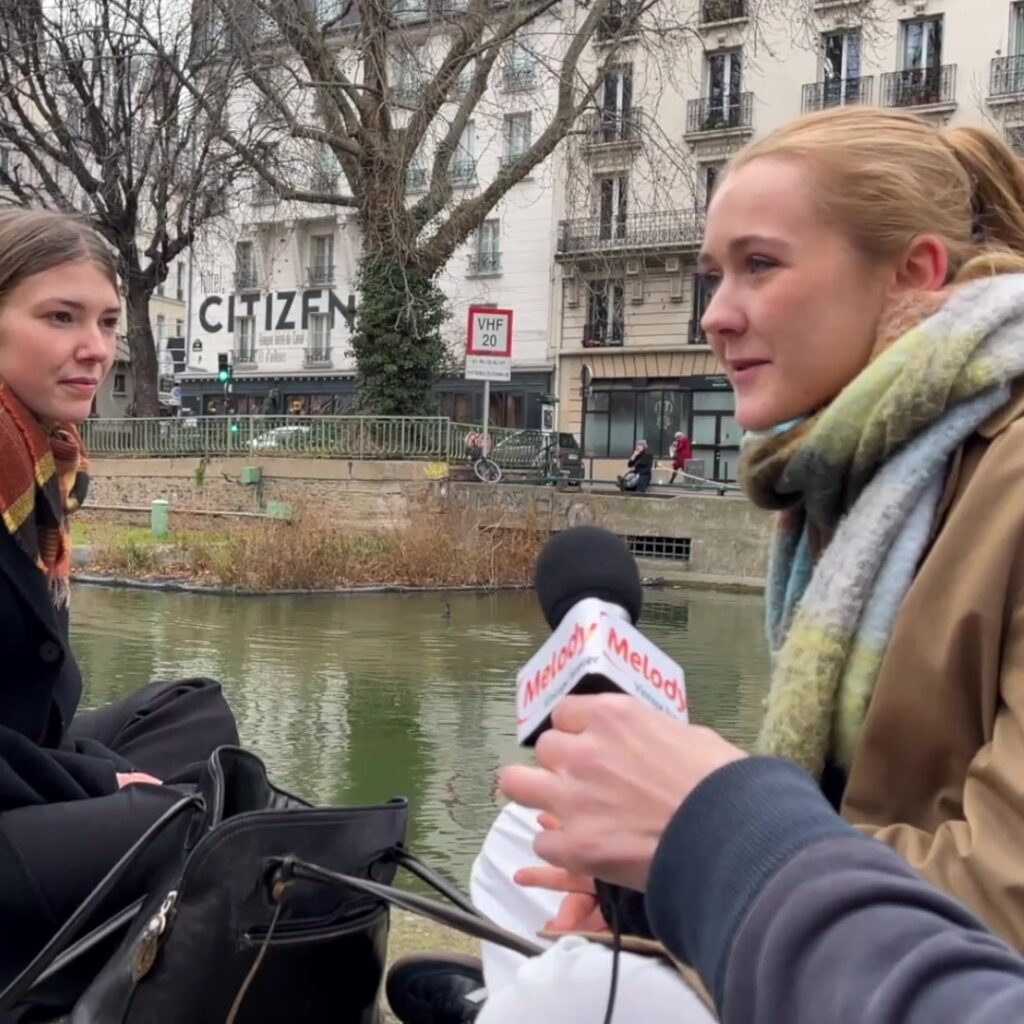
[125,275,160,417]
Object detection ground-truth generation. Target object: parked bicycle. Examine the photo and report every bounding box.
[464,432,502,484]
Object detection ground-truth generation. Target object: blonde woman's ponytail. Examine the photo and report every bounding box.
[938,126,1024,281]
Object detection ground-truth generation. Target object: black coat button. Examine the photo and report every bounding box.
[38,641,61,664]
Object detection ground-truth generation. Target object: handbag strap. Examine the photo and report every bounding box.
[0,793,204,1013]
[277,856,545,959]
[388,848,484,920]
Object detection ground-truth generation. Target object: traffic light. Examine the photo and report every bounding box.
[217,353,233,383]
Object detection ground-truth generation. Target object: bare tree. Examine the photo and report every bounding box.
[0,0,245,415]
[132,0,877,413]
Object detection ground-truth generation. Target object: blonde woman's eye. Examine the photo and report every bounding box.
[748,256,777,273]
[47,311,73,324]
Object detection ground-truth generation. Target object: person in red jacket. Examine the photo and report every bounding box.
[669,431,693,484]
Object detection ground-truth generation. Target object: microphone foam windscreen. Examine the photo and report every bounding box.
[534,526,643,630]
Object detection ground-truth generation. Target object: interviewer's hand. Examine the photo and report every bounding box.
[514,865,607,933]
[116,771,162,788]
[500,694,745,892]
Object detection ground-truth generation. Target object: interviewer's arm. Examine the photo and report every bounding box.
[648,758,1024,1024]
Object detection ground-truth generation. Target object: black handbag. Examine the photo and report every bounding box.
[0,745,542,1024]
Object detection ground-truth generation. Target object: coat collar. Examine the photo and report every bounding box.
[977,378,1024,439]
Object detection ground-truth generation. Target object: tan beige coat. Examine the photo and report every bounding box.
[842,381,1024,949]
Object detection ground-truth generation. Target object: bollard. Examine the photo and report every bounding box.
[151,499,170,539]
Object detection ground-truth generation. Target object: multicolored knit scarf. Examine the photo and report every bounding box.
[741,274,1024,778]
[0,382,89,608]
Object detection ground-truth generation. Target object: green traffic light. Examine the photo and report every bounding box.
[218,370,229,382]
[229,422,240,433]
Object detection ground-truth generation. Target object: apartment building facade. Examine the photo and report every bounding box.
[180,1,563,429]
[552,0,1024,481]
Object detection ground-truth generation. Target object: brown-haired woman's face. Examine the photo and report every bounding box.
[0,260,120,423]
[699,157,892,430]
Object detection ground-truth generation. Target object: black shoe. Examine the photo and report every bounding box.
[386,954,485,1024]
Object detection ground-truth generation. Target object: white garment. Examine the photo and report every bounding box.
[470,801,716,1023]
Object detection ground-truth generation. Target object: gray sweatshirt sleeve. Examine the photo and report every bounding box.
[644,757,1024,1024]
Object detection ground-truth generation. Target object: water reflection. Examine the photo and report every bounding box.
[70,586,770,883]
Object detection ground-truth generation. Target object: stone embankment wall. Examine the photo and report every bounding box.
[82,458,773,588]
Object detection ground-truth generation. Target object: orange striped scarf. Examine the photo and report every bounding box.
[0,383,89,607]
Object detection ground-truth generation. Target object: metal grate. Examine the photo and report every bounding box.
[621,535,692,562]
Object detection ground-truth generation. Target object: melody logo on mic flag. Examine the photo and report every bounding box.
[516,597,688,745]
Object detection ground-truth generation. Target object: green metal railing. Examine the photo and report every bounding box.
[81,415,553,467]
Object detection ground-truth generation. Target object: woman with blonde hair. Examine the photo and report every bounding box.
[0,208,238,1018]
[392,106,1024,1024]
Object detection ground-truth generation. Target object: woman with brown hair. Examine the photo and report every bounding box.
[393,107,1024,1024]
[0,208,238,1018]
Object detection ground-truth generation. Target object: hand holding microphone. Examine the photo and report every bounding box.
[501,527,748,949]
[503,694,745,892]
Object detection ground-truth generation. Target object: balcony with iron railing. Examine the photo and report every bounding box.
[233,345,258,368]
[234,267,260,291]
[310,169,339,192]
[498,150,528,169]
[252,180,277,206]
[801,75,873,112]
[304,346,333,367]
[881,65,956,109]
[583,321,625,348]
[406,166,428,192]
[502,64,537,92]
[467,251,501,275]
[990,55,1024,100]
[450,157,477,185]
[582,107,644,148]
[700,0,746,23]
[595,0,639,41]
[307,264,335,287]
[557,210,705,256]
[389,81,423,107]
[685,93,754,136]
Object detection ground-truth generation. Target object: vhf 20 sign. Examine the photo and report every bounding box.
[465,306,513,382]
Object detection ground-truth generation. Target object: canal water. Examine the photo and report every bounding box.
[71,586,770,885]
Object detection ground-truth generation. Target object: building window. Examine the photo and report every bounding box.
[112,372,127,395]
[706,49,742,120]
[820,29,863,106]
[691,273,713,343]
[901,16,942,72]
[236,316,256,360]
[175,319,183,337]
[502,112,531,166]
[451,122,476,184]
[584,387,692,459]
[176,262,185,301]
[503,38,536,91]
[309,312,330,357]
[1014,2,1024,56]
[235,241,258,289]
[887,16,946,106]
[309,234,335,286]
[470,219,501,275]
[597,175,628,240]
[155,314,166,343]
[585,280,625,347]
[698,163,723,212]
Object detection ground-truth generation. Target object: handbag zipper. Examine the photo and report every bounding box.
[131,889,178,980]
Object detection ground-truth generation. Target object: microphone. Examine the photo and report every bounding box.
[516,526,688,747]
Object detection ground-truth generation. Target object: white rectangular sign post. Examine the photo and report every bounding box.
[466,306,513,451]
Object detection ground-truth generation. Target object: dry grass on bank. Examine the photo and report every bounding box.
[91,507,549,590]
